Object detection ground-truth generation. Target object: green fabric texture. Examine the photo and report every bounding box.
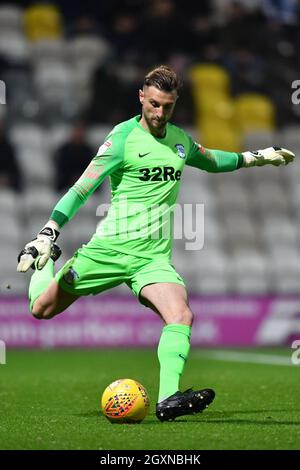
[157,323,191,402]
[29,259,54,311]
[185,140,241,173]
[50,188,85,227]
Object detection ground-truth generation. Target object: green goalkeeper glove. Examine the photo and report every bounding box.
[242,147,295,167]
[17,223,60,273]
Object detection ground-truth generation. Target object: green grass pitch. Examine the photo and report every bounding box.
[0,348,300,450]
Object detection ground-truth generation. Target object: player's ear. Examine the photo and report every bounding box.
[139,89,144,105]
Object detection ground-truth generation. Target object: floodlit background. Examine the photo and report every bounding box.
[1,0,300,348]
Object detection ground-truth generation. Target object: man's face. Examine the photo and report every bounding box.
[139,86,178,135]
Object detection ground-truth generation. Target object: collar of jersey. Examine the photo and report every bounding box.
[135,115,168,141]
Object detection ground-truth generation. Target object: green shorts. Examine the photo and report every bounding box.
[55,234,185,305]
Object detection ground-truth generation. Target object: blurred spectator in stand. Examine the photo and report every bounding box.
[187,11,219,60]
[85,63,123,124]
[0,119,22,192]
[107,11,141,62]
[85,61,141,124]
[261,0,299,25]
[139,0,185,65]
[224,47,267,95]
[54,122,94,192]
[64,15,103,38]
[219,1,264,53]
[167,53,195,125]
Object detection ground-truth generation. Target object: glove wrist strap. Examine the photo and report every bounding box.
[241,151,257,167]
[38,226,59,242]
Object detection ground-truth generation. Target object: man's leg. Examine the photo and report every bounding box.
[29,259,79,319]
[140,282,215,421]
[140,282,192,400]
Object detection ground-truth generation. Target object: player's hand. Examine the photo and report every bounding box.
[17,226,59,272]
[242,147,295,167]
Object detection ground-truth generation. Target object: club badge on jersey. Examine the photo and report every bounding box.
[175,144,186,159]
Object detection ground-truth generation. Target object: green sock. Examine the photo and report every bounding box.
[157,324,191,402]
[29,259,54,312]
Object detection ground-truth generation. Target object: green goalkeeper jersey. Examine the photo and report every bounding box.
[51,115,243,260]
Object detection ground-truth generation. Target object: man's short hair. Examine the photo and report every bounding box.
[143,65,181,93]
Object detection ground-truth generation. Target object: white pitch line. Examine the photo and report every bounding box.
[196,350,294,366]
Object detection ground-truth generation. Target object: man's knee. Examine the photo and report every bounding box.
[31,299,56,320]
[170,304,194,326]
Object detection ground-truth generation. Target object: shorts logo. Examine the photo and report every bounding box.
[175,144,186,159]
[96,140,112,156]
[63,267,79,285]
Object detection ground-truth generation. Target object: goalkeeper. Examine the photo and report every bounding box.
[17,65,294,422]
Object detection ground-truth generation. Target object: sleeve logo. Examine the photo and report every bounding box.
[96,140,112,156]
[196,142,206,155]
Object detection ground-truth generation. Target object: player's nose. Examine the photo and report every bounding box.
[156,107,164,119]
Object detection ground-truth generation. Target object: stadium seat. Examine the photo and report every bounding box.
[196,95,235,125]
[216,180,250,212]
[9,124,46,149]
[269,249,300,293]
[243,130,277,150]
[189,64,231,96]
[0,189,19,215]
[0,5,23,32]
[199,122,242,152]
[251,181,290,214]
[203,215,224,246]
[2,68,39,123]
[234,93,275,133]
[15,147,54,187]
[281,125,300,149]
[223,212,257,246]
[193,248,230,293]
[29,39,67,64]
[229,249,269,294]
[34,62,75,101]
[261,216,298,246]
[0,243,20,268]
[67,36,112,71]
[0,214,21,244]
[289,184,300,218]
[24,4,62,42]
[24,188,59,219]
[0,32,29,62]
[34,62,81,121]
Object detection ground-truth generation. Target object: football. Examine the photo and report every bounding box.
[101,378,150,424]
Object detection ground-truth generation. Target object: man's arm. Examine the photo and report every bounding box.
[49,150,121,228]
[17,132,125,272]
[185,140,294,173]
